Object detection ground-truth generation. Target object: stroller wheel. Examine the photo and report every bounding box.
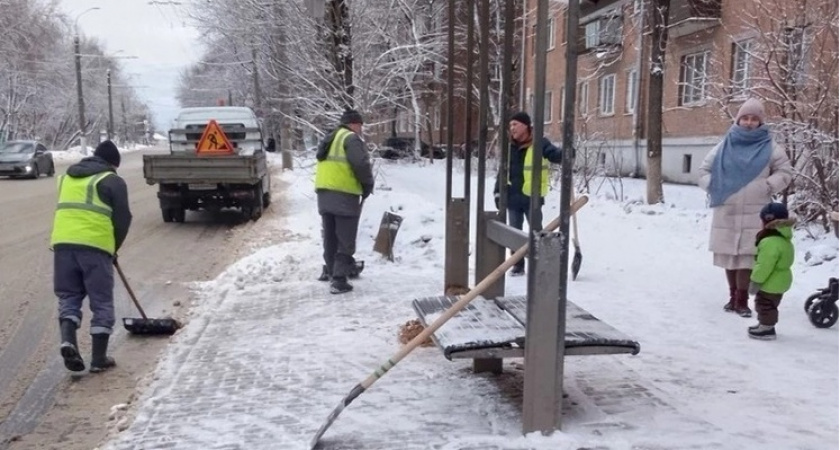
[808,301,839,329]
[804,292,822,313]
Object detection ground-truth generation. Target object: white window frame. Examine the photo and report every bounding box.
[584,21,600,49]
[557,85,565,122]
[547,17,556,51]
[578,81,589,115]
[599,74,616,116]
[679,51,709,106]
[544,91,553,122]
[625,69,638,114]
[731,40,753,98]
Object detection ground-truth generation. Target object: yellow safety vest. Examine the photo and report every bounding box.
[314,127,363,195]
[516,144,549,197]
[50,172,116,255]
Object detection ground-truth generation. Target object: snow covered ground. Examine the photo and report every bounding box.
[104,153,839,450]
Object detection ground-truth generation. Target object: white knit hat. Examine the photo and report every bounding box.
[736,98,765,124]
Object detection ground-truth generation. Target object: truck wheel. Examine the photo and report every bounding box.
[162,208,174,223]
[262,192,271,208]
[173,208,186,223]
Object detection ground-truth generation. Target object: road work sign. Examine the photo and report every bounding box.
[196,120,234,154]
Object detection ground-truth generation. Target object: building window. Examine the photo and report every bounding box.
[598,74,616,116]
[548,17,556,51]
[783,26,809,88]
[682,154,692,173]
[583,12,622,50]
[526,88,534,116]
[578,82,589,115]
[557,85,565,122]
[731,40,753,97]
[679,51,709,106]
[544,91,553,122]
[625,69,638,114]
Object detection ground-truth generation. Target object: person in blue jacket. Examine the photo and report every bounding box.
[493,111,566,275]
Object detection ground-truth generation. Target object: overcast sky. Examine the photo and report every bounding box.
[58,0,201,130]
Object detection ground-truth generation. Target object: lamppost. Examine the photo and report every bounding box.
[73,6,100,154]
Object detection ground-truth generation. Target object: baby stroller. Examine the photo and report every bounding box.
[804,277,838,328]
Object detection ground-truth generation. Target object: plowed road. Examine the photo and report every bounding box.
[0,147,267,449]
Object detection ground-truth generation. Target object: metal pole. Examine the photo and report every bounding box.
[632,0,646,176]
[252,47,262,114]
[498,0,515,220]
[107,69,114,140]
[528,0,548,232]
[445,0,455,202]
[519,0,528,110]
[74,35,87,153]
[473,0,491,284]
[463,0,475,201]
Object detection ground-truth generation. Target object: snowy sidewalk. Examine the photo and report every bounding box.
[103,159,839,450]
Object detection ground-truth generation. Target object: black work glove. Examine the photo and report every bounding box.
[494,193,500,210]
[748,281,760,296]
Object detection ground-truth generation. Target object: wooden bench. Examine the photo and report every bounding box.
[412,295,640,365]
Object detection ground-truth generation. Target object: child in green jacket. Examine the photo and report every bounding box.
[748,202,795,340]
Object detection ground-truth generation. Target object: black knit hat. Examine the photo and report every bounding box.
[340,109,364,125]
[509,111,532,128]
[94,140,121,168]
[760,202,789,223]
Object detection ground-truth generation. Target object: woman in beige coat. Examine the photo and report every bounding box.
[698,98,793,317]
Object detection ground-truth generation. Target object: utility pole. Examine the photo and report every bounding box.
[252,47,262,114]
[121,98,128,144]
[107,69,114,140]
[74,35,87,154]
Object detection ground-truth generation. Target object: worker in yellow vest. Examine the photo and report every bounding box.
[50,140,132,373]
[314,109,375,294]
[493,111,567,276]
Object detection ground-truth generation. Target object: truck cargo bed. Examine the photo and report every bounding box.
[142,152,267,185]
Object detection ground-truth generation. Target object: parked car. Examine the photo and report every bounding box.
[0,140,55,179]
[378,136,444,160]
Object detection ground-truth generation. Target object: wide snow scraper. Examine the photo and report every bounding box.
[115,259,181,336]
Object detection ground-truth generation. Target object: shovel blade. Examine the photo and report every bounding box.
[123,317,181,336]
[571,244,582,280]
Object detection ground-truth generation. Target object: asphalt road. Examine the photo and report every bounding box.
[0,147,261,448]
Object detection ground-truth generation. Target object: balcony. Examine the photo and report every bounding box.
[668,0,722,38]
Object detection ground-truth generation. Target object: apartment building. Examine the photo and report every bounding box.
[523,0,837,184]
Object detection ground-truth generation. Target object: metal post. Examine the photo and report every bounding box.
[107,69,114,140]
[474,0,490,279]
[74,35,87,153]
[463,0,475,200]
[252,47,262,114]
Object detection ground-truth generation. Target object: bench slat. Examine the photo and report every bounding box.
[495,296,641,355]
[412,296,524,360]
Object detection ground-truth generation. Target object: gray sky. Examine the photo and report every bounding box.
[59,0,201,130]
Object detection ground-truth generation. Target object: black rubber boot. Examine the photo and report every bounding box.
[89,334,116,373]
[317,265,331,282]
[59,319,85,372]
[330,276,353,294]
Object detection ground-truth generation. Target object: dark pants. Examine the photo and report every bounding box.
[755,291,783,326]
[507,203,535,271]
[54,248,115,334]
[322,213,360,279]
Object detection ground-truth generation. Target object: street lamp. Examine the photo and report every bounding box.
[73,6,100,154]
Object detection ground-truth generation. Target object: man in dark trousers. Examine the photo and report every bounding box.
[50,140,132,373]
[493,111,566,275]
[315,109,375,294]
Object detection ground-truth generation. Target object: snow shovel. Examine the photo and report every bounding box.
[115,259,181,336]
[571,191,582,280]
[309,195,589,449]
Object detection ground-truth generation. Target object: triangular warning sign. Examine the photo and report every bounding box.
[195,119,234,154]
